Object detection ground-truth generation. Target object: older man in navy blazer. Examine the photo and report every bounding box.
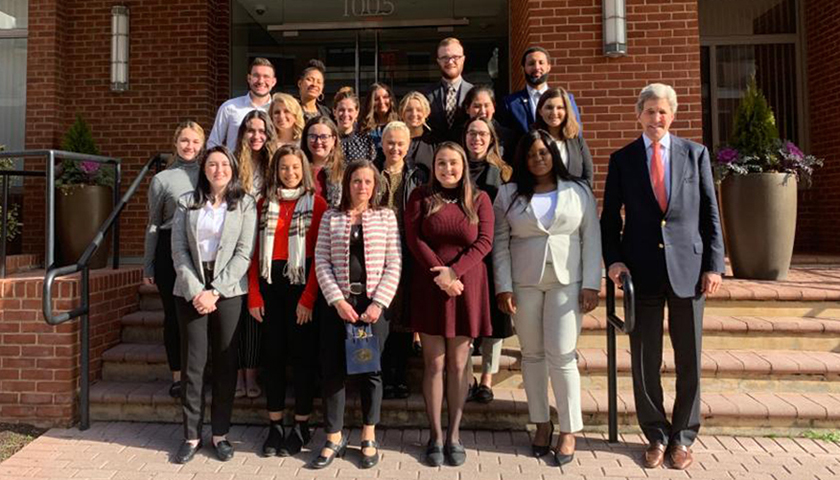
[600,83,724,471]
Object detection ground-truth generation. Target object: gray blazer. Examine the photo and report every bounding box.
[171,192,257,300]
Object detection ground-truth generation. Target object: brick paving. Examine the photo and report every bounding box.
[2,422,838,479]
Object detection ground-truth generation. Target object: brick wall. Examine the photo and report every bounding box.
[509,0,703,198]
[23,0,231,258]
[0,267,141,427]
[798,0,840,253]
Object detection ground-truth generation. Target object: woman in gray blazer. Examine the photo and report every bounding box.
[171,145,257,464]
[492,130,601,467]
[533,87,593,187]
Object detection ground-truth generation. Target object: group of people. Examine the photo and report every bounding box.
[143,36,725,472]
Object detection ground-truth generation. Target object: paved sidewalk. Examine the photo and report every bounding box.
[1,422,839,479]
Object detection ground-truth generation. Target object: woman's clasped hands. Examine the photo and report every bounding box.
[430,266,464,297]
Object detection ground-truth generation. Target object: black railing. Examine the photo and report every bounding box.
[37,151,167,430]
[605,271,635,443]
[0,169,46,278]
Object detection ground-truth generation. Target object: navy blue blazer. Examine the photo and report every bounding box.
[424,79,474,143]
[600,135,725,298]
[500,88,582,136]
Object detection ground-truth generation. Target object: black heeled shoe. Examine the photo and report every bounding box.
[310,434,348,469]
[554,449,575,467]
[532,421,554,457]
[213,439,234,462]
[280,420,311,457]
[262,422,285,457]
[174,440,201,464]
[360,439,380,469]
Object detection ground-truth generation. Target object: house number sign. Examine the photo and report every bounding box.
[344,0,396,17]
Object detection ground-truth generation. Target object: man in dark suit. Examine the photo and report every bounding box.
[600,83,725,471]
[425,37,473,142]
[499,46,581,136]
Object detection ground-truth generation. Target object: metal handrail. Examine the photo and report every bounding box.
[605,271,635,443]
[1,170,46,278]
[40,152,167,430]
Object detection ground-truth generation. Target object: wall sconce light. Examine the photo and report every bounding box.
[603,0,627,57]
[111,6,129,92]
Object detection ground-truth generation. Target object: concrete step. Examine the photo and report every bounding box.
[88,380,840,434]
[101,342,840,394]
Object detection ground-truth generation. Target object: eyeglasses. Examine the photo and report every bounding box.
[437,55,464,64]
[307,133,334,143]
[466,130,490,139]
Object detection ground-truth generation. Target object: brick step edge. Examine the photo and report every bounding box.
[102,342,840,378]
[89,381,840,424]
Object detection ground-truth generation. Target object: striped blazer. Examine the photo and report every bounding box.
[315,208,402,307]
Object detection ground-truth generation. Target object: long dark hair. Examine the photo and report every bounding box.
[301,115,346,184]
[233,109,277,195]
[191,146,246,211]
[533,87,580,140]
[264,144,315,202]
[462,84,496,120]
[338,160,383,212]
[425,142,479,224]
[510,129,584,210]
[360,83,399,134]
[461,116,512,182]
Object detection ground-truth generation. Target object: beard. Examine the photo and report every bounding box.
[525,73,548,87]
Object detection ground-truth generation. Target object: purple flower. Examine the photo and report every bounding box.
[784,142,804,159]
[80,161,100,175]
[716,147,739,164]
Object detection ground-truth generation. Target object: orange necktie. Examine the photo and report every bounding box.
[650,141,667,212]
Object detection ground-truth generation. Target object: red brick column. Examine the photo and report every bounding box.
[23,0,230,259]
[0,267,141,427]
[508,0,703,199]
[798,0,840,254]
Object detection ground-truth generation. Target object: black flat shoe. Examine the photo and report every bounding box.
[473,385,494,404]
[444,442,467,466]
[554,450,574,467]
[213,439,234,462]
[262,422,285,457]
[532,421,554,457]
[465,377,478,402]
[360,439,380,469]
[174,440,201,464]
[425,439,444,467]
[310,434,348,469]
[169,380,182,399]
[280,420,311,457]
[383,384,396,400]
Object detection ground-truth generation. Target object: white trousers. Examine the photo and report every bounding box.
[513,267,583,432]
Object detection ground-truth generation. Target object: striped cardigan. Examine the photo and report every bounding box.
[315,208,402,307]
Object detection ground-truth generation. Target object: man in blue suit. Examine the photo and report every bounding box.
[601,83,724,471]
[499,46,581,136]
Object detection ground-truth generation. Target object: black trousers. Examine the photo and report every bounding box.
[630,282,704,447]
[238,303,262,369]
[261,260,320,415]
[381,331,411,386]
[319,294,388,433]
[177,287,242,440]
[155,230,180,372]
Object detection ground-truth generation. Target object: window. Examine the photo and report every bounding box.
[699,0,804,149]
[0,0,28,153]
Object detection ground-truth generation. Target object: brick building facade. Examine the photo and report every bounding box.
[14,0,839,256]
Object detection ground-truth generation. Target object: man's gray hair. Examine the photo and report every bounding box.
[636,83,678,115]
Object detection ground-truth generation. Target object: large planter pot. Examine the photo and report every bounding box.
[56,184,113,269]
[720,173,797,280]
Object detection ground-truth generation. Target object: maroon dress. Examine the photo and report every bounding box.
[404,186,494,338]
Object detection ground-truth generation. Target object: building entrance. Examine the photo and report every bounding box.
[232,0,509,104]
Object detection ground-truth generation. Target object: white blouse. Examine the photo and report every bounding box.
[531,191,558,230]
[197,201,227,262]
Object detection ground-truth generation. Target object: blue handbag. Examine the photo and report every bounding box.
[345,322,381,375]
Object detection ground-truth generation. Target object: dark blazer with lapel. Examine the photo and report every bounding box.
[500,88,582,137]
[424,78,474,143]
[600,135,725,298]
[556,136,593,188]
[171,193,257,300]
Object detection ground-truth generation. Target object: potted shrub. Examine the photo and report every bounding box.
[55,115,114,269]
[715,78,823,280]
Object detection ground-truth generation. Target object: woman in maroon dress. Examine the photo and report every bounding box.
[404,141,494,467]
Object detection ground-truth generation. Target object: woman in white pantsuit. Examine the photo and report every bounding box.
[493,129,602,467]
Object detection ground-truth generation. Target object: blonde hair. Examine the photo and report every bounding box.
[398,92,431,131]
[269,93,305,141]
[170,120,205,165]
[382,120,410,140]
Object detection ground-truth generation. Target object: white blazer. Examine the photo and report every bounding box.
[492,181,601,292]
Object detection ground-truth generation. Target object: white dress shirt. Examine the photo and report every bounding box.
[643,132,672,201]
[197,201,227,262]
[531,191,558,230]
[206,94,271,150]
[526,84,549,121]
